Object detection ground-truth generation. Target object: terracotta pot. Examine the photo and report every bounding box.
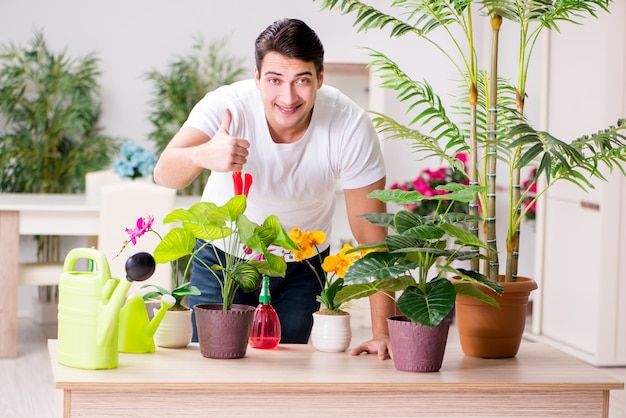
[310,312,352,352]
[453,276,538,358]
[194,303,255,359]
[153,307,193,349]
[387,316,451,372]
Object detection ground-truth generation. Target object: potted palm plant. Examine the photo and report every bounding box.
[316,0,626,358]
[337,183,502,371]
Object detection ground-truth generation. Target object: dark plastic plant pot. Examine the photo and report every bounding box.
[387,315,451,372]
[194,303,255,359]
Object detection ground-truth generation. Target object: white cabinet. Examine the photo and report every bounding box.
[530,3,626,366]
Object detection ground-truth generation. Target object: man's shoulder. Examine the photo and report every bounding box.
[317,84,365,117]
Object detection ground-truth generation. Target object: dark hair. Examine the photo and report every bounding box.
[255,18,324,75]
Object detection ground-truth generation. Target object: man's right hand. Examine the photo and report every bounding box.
[195,108,250,173]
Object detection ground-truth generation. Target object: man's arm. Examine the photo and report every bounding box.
[153,109,250,189]
[343,177,396,360]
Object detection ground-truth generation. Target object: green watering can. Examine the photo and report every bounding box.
[118,292,176,354]
[57,248,155,370]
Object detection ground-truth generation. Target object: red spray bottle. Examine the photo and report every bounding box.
[249,275,281,349]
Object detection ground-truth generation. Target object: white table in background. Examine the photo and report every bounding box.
[0,193,196,358]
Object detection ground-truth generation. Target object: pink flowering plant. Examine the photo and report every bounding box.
[390,153,469,217]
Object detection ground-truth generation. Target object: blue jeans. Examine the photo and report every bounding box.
[188,242,328,344]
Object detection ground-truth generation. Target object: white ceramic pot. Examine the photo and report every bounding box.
[153,307,193,349]
[310,312,352,353]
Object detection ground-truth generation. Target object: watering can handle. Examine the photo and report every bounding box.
[62,247,112,280]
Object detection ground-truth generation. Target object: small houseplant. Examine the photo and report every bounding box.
[118,214,201,348]
[154,172,299,358]
[316,0,626,357]
[118,214,201,311]
[338,183,503,371]
[287,228,369,352]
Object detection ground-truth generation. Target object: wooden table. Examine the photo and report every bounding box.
[48,340,624,418]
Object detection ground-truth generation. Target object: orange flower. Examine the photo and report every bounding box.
[288,227,326,262]
[322,243,359,278]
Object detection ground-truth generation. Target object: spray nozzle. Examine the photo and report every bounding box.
[259,275,271,305]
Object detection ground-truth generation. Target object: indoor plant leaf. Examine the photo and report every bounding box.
[154,228,196,263]
[396,278,456,327]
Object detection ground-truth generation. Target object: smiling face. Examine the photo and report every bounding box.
[255,51,324,144]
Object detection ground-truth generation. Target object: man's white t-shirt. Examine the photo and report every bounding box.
[183,79,385,253]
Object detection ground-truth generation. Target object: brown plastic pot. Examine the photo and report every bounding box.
[453,276,537,358]
[194,303,255,359]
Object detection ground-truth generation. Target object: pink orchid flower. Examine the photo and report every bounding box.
[125,214,154,245]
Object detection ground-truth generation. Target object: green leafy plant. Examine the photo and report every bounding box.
[316,0,626,284]
[145,36,245,195]
[336,183,503,327]
[152,173,300,311]
[390,152,469,216]
[0,31,119,195]
[0,31,119,285]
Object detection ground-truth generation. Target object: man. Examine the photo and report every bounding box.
[153,18,394,359]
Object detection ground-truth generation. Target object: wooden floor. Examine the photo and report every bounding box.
[1,317,625,418]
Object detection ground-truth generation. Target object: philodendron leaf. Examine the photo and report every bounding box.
[440,223,490,249]
[263,215,299,251]
[359,212,395,228]
[237,214,260,246]
[185,223,232,241]
[453,282,500,308]
[154,228,196,263]
[231,262,261,293]
[335,275,415,306]
[344,252,417,284]
[453,267,504,294]
[162,207,199,224]
[397,277,455,327]
[335,283,379,305]
[366,184,486,205]
[263,252,288,277]
[223,195,247,221]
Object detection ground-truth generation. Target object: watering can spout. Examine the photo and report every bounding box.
[118,294,175,353]
[97,252,156,347]
[146,294,176,336]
